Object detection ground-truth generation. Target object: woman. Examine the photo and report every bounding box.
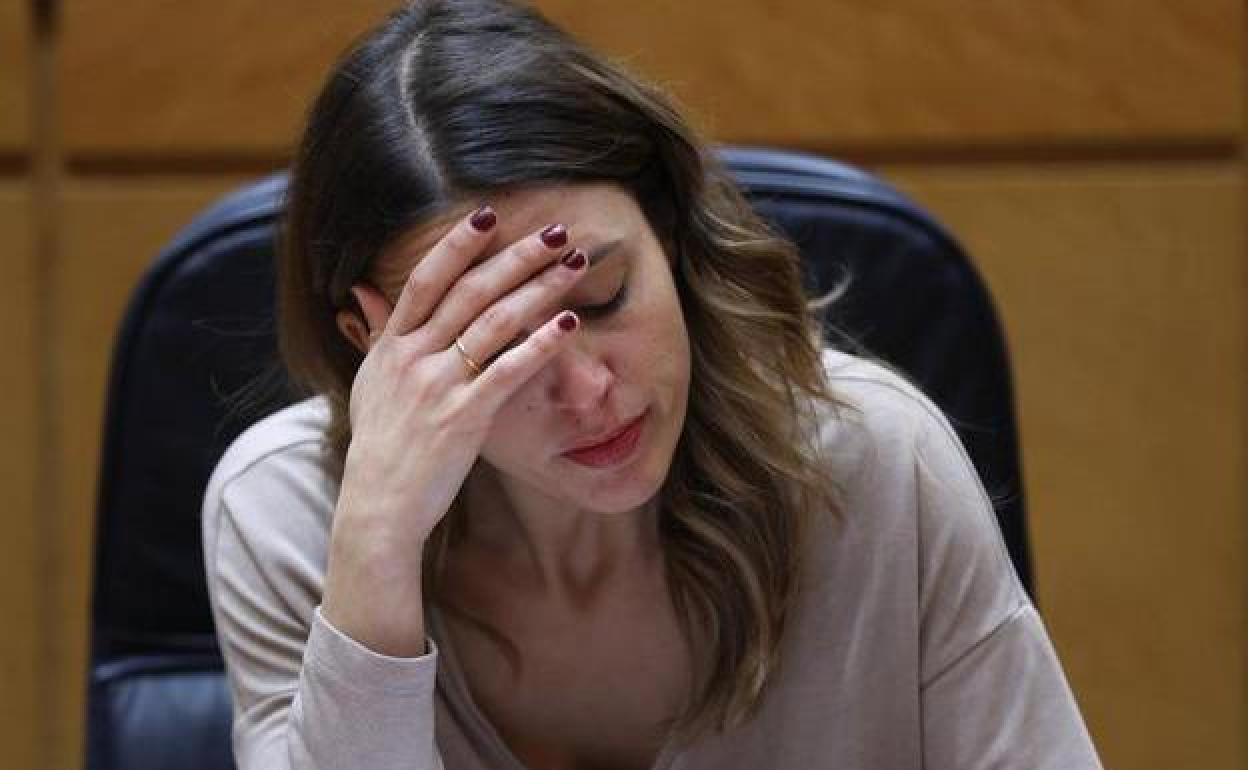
[201,1,1102,768]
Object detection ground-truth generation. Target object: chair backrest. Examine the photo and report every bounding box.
[86,147,1032,770]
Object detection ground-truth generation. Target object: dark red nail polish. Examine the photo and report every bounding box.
[560,249,586,270]
[557,311,578,332]
[470,205,496,232]
[540,224,568,249]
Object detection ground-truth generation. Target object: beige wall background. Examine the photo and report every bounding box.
[2,1,1244,768]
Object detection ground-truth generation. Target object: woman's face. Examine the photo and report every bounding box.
[378,183,691,515]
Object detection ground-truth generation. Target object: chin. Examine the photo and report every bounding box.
[586,482,662,516]
[575,445,675,515]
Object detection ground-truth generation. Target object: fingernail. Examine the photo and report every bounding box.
[540,224,567,249]
[470,205,496,232]
[557,311,578,332]
[560,248,586,270]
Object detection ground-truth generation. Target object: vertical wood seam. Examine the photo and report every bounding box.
[1241,1,1248,768]
[30,1,62,768]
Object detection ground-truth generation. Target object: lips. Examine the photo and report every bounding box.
[565,414,642,451]
[561,411,648,468]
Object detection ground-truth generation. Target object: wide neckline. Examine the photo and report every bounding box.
[428,603,681,770]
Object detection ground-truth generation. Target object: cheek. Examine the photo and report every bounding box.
[480,383,547,456]
[636,285,689,368]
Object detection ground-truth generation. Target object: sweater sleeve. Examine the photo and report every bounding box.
[203,442,445,770]
[911,399,1102,770]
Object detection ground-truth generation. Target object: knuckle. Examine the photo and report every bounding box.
[522,236,553,265]
[444,390,488,430]
[392,347,425,379]
[387,337,432,373]
[528,325,561,356]
[403,268,430,297]
[410,329,439,356]
[543,268,578,298]
[443,223,478,255]
[455,274,491,307]
[478,303,514,334]
[461,272,494,304]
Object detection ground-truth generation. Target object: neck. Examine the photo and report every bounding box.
[458,464,662,609]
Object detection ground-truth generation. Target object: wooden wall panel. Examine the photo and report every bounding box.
[60,0,1240,156]
[59,2,394,156]
[881,163,1246,770]
[0,185,39,770]
[49,177,252,770]
[544,0,1241,147]
[0,1,28,151]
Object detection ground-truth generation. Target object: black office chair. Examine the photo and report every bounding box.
[85,147,1032,770]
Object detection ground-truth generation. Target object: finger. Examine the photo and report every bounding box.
[419,222,573,349]
[469,310,580,411]
[454,247,587,368]
[386,205,498,337]
[350,284,393,344]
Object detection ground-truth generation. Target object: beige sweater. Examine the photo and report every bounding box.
[202,351,1101,769]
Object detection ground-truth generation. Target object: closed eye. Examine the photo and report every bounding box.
[576,281,629,320]
[487,282,628,363]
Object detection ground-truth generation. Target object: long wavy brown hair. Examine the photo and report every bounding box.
[278,0,842,742]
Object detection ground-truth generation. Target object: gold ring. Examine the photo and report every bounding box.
[453,337,483,377]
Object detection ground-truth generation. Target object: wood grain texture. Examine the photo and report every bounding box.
[49,176,253,770]
[59,1,395,156]
[543,0,1241,147]
[0,1,28,151]
[0,184,39,770]
[60,0,1241,156]
[881,163,1247,770]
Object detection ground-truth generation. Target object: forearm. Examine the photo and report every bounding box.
[320,507,431,658]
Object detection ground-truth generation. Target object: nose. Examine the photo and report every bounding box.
[545,340,613,414]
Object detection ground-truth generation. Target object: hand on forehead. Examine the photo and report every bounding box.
[371,183,631,303]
